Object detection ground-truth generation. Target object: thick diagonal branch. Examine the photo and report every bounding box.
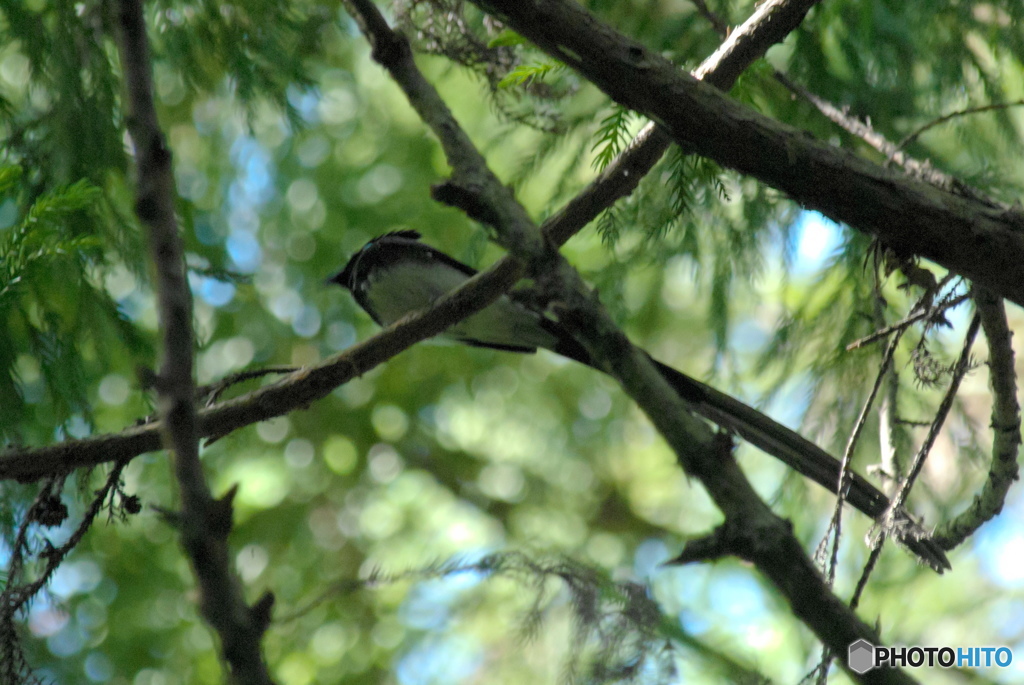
[545,0,823,246]
[340,3,913,680]
[472,0,1024,307]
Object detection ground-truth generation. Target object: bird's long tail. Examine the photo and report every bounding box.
[547,327,949,570]
[649,360,887,516]
[648,358,950,572]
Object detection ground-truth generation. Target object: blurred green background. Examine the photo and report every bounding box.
[2,0,1023,682]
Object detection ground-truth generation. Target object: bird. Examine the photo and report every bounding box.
[329,230,949,572]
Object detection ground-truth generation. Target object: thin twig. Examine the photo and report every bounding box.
[2,478,64,610]
[874,289,908,489]
[689,0,729,36]
[815,281,959,577]
[861,315,981,582]
[811,310,904,681]
[898,100,1024,151]
[1,464,129,682]
[845,292,969,351]
[772,70,1002,208]
[197,366,298,406]
[3,465,127,612]
[849,544,883,610]
[814,319,906,579]
[896,316,980,509]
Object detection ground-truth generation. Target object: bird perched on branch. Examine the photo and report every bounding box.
[329,230,949,572]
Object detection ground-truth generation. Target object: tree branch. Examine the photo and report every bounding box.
[933,290,1022,547]
[851,315,982,601]
[897,100,1024,151]
[0,255,525,471]
[115,2,273,682]
[816,315,906,582]
[689,0,729,37]
[845,294,970,351]
[340,3,914,680]
[0,465,129,682]
[344,0,545,265]
[471,0,1024,307]
[545,0,823,246]
[568,292,911,683]
[772,71,996,206]
[0,0,827,487]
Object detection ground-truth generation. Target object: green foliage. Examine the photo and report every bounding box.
[497,61,561,89]
[486,29,527,49]
[0,171,145,441]
[150,0,331,125]
[590,105,635,172]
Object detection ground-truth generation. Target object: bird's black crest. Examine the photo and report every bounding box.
[382,229,422,241]
[329,230,425,291]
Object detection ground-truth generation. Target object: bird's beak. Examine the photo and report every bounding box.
[325,265,351,289]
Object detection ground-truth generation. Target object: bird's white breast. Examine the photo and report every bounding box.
[365,260,558,350]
